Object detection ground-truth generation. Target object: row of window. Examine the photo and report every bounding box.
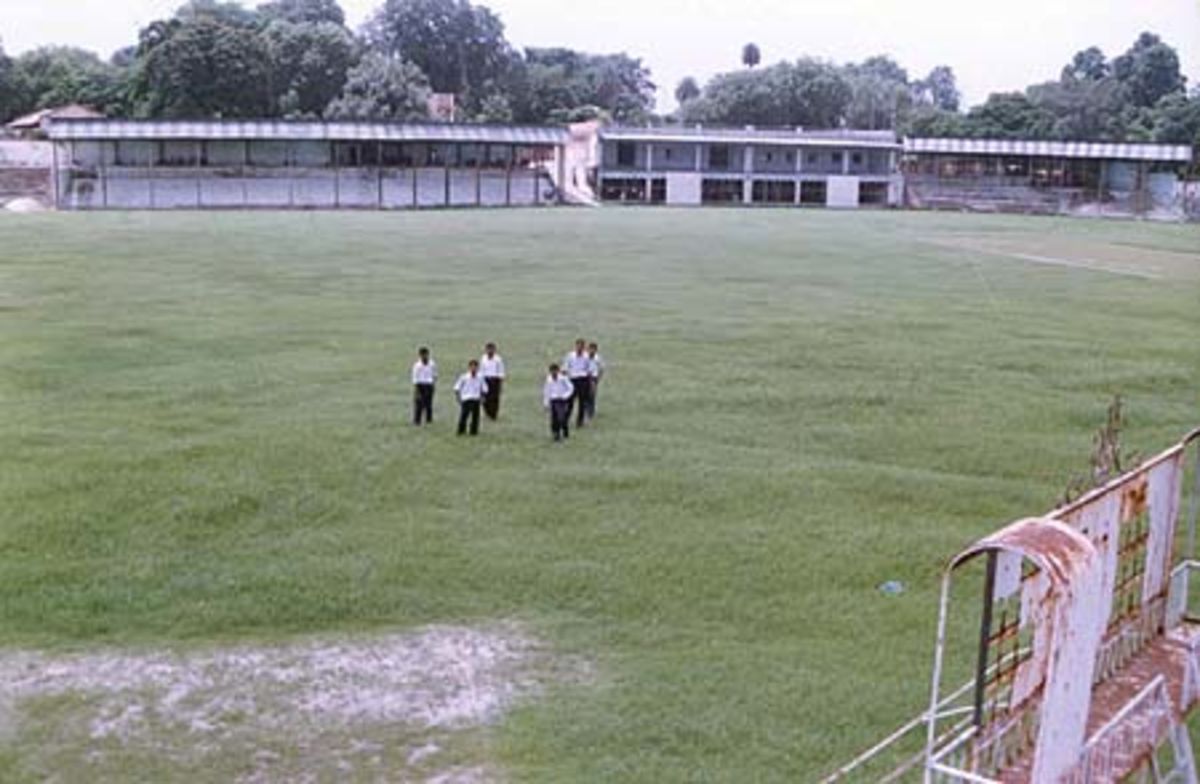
[613,141,881,172]
[73,141,555,170]
[600,178,890,206]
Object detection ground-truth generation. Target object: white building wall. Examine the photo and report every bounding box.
[826,176,860,208]
[666,173,701,205]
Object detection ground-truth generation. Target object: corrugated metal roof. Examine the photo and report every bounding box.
[45,119,569,145]
[600,125,901,149]
[7,104,104,130]
[904,137,1192,162]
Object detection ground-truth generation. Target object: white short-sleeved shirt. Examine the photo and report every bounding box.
[479,354,506,379]
[543,375,574,407]
[412,360,437,385]
[563,351,592,379]
[454,373,489,401]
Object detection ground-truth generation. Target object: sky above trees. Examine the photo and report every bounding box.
[3,0,1198,111]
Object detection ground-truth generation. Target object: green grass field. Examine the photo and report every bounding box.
[1,208,1198,781]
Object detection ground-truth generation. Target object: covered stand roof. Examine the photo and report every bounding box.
[905,136,1192,162]
[44,119,569,146]
[600,125,901,149]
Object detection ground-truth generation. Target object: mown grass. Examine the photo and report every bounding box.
[1,208,1198,781]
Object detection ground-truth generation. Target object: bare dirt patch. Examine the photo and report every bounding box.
[0,623,581,782]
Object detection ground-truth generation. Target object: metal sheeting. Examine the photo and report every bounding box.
[600,125,901,149]
[905,136,1192,162]
[45,119,569,146]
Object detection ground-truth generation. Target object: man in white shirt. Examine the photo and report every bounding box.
[586,341,605,421]
[543,363,574,441]
[562,338,593,428]
[479,342,506,421]
[453,359,489,436]
[411,346,437,425]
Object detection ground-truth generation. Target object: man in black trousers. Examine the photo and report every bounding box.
[411,346,437,425]
[562,338,593,427]
[453,359,488,436]
[543,363,574,442]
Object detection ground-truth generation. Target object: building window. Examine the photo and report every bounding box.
[751,180,796,204]
[709,145,731,170]
[800,180,827,205]
[650,178,667,203]
[664,148,673,161]
[600,177,647,202]
[765,152,774,163]
[616,142,636,167]
[858,181,889,205]
[786,152,794,163]
[851,153,863,166]
[701,178,743,203]
[806,153,818,164]
[832,152,843,165]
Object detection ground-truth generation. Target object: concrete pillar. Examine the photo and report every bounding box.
[743,144,754,204]
[645,143,653,172]
[555,144,565,204]
[505,143,513,206]
[100,140,109,209]
[841,150,850,175]
[694,144,702,172]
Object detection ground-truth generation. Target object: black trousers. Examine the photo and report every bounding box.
[483,377,503,420]
[413,383,434,424]
[549,399,571,440]
[569,377,592,426]
[585,379,599,420]
[457,399,481,435]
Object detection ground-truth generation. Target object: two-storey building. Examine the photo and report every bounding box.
[597,126,902,208]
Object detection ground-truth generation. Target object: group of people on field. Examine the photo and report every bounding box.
[410,339,605,441]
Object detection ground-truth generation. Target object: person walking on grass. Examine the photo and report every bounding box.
[480,342,506,421]
[585,341,605,421]
[563,338,593,427]
[411,346,437,426]
[453,359,489,436]
[543,363,574,442]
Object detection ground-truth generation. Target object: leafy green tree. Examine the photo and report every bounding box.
[917,65,960,112]
[1112,32,1185,108]
[683,59,852,128]
[324,53,431,120]
[0,40,19,122]
[1149,90,1200,146]
[175,0,262,28]
[845,55,910,129]
[1061,46,1108,82]
[675,76,700,105]
[9,46,130,117]
[511,48,654,124]
[962,92,1055,138]
[258,0,346,26]
[1025,77,1131,140]
[742,43,761,69]
[131,16,273,117]
[263,20,359,117]
[364,0,514,113]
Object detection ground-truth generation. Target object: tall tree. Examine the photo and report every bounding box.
[962,92,1055,138]
[262,20,359,117]
[324,53,431,120]
[131,16,273,117]
[845,55,910,129]
[257,0,346,26]
[0,40,19,122]
[741,43,761,69]
[1061,46,1108,82]
[1149,90,1200,146]
[365,0,514,113]
[675,76,700,105]
[683,59,852,128]
[918,65,960,112]
[511,47,654,124]
[1111,32,1185,108]
[9,46,130,117]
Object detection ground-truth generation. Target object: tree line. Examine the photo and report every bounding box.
[0,0,1196,149]
[0,0,655,125]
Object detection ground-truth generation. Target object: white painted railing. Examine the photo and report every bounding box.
[1064,676,1173,784]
